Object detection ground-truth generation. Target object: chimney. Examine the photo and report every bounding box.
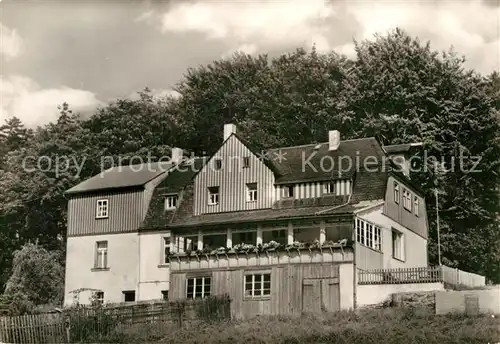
[223,123,236,141]
[328,130,340,151]
[171,147,183,165]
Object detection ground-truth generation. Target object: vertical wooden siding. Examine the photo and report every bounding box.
[67,190,144,236]
[356,244,384,270]
[170,264,341,319]
[193,135,275,215]
[383,176,428,239]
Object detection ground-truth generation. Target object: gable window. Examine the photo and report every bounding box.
[414,196,419,216]
[122,290,136,303]
[162,236,171,264]
[403,189,412,211]
[243,156,250,168]
[356,218,382,251]
[282,185,294,198]
[323,181,335,194]
[246,183,258,202]
[393,182,400,204]
[165,195,178,210]
[186,276,211,299]
[208,186,220,205]
[245,273,271,298]
[96,199,109,219]
[214,158,222,170]
[95,241,108,269]
[392,229,404,261]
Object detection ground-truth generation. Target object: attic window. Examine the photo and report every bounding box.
[208,186,220,205]
[403,189,412,211]
[243,157,250,168]
[165,195,178,210]
[323,181,335,194]
[282,185,294,198]
[96,199,109,219]
[214,158,222,170]
[394,182,400,204]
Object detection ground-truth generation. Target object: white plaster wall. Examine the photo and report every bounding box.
[357,283,444,307]
[64,233,139,306]
[436,287,500,315]
[138,231,170,301]
[339,263,355,310]
[358,206,428,269]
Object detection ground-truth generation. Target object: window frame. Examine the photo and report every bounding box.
[186,276,211,299]
[165,195,178,210]
[413,196,419,216]
[355,218,382,252]
[93,291,104,305]
[161,290,168,301]
[214,158,222,170]
[208,186,220,205]
[282,185,294,198]
[391,228,405,261]
[402,188,412,211]
[242,156,250,168]
[323,181,335,195]
[246,183,258,202]
[393,182,400,204]
[161,236,171,265]
[244,272,271,299]
[95,241,108,269]
[122,290,136,303]
[96,199,109,219]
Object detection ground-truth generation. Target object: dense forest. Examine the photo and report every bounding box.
[0,29,499,309]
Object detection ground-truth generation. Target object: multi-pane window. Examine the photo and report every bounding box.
[208,186,220,205]
[323,181,335,194]
[94,291,104,305]
[243,157,250,168]
[394,182,400,204]
[392,229,404,260]
[403,189,412,211]
[162,237,170,264]
[414,196,419,216]
[95,241,108,269]
[96,199,109,218]
[232,231,256,246]
[244,273,271,297]
[356,218,382,251]
[165,195,178,210]
[262,229,287,246]
[246,183,258,202]
[186,277,211,299]
[123,291,136,302]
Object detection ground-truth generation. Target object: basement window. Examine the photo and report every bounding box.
[122,290,136,303]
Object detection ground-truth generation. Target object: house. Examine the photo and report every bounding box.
[63,124,429,316]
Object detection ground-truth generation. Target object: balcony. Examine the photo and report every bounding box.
[168,240,354,271]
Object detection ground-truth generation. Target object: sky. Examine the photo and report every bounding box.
[0,0,499,128]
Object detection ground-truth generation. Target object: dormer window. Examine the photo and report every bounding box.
[323,181,335,194]
[243,157,250,168]
[246,183,257,202]
[165,195,178,210]
[96,199,109,219]
[282,185,294,198]
[214,158,222,170]
[394,182,400,204]
[208,186,220,205]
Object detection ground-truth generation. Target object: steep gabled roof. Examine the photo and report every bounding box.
[65,162,174,195]
[266,138,386,184]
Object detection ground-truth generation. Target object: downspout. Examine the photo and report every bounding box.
[352,214,357,311]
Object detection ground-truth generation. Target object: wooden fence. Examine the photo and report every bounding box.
[358,266,486,288]
[0,295,231,343]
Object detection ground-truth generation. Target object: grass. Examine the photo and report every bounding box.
[93,307,500,344]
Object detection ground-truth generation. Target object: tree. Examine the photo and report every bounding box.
[4,242,65,306]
